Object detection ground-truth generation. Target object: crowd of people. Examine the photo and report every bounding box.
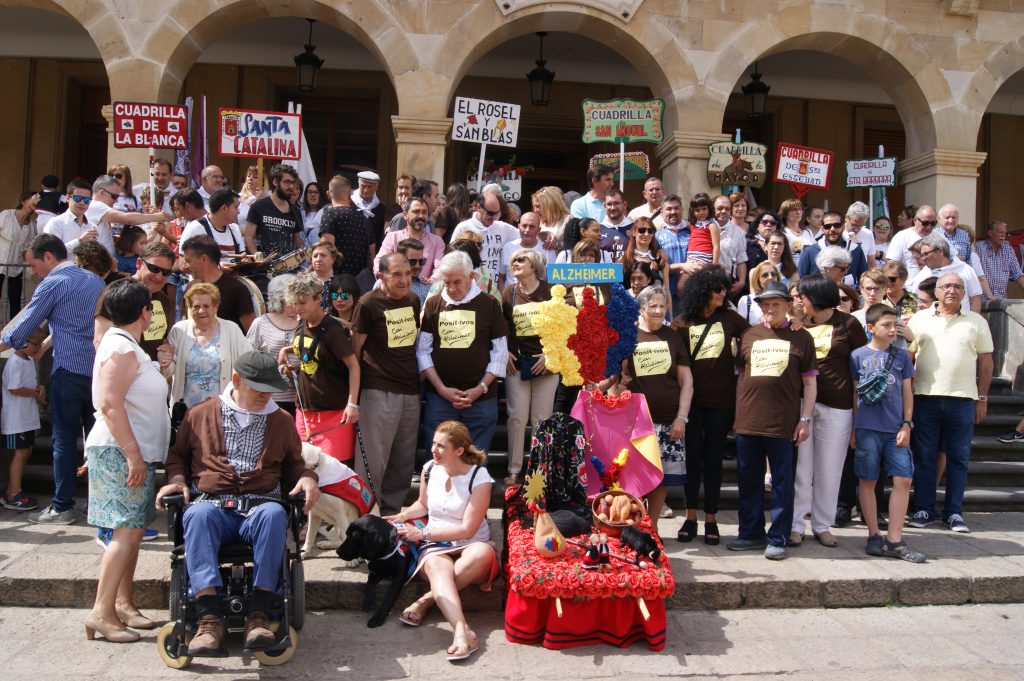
[0,158,1015,658]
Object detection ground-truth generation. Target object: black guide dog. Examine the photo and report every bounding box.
[337,515,416,628]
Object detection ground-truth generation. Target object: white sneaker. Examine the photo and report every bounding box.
[764,474,773,491]
[29,505,80,525]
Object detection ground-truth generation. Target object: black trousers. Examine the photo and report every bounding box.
[684,405,733,515]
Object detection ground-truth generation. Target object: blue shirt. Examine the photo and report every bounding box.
[3,261,105,377]
[656,225,691,291]
[570,193,606,222]
[849,345,915,433]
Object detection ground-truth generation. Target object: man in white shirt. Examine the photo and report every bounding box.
[498,211,556,287]
[627,176,665,228]
[180,188,245,262]
[450,190,518,276]
[908,234,982,312]
[197,165,227,210]
[885,204,950,280]
[85,175,172,256]
[714,194,748,298]
[131,157,175,213]
[844,201,876,270]
[44,179,97,250]
[570,165,614,221]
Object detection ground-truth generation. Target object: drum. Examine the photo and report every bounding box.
[269,249,308,275]
[237,275,266,317]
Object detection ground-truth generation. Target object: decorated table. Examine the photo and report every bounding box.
[503,493,674,650]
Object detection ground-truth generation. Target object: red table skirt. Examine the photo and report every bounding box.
[504,591,667,651]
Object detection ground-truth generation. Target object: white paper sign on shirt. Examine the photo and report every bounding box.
[452,97,520,147]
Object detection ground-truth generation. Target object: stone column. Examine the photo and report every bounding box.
[101,104,156,185]
[655,131,732,197]
[900,150,988,228]
[391,117,453,185]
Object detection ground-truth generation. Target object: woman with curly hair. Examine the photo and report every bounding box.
[673,268,749,544]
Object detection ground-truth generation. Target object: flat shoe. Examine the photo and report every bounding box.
[447,634,479,662]
[399,610,422,627]
[814,531,839,548]
[789,532,803,546]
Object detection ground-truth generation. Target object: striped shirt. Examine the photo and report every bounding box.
[976,239,1024,299]
[2,261,105,376]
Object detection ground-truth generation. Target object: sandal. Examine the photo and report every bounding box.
[704,521,720,546]
[446,632,479,662]
[399,597,433,627]
[676,519,698,543]
[813,531,839,548]
[881,539,927,563]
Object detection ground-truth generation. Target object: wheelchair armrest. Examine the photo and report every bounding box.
[287,493,306,509]
[162,493,186,546]
[162,493,186,509]
[287,494,306,547]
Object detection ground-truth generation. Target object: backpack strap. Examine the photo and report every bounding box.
[200,217,242,254]
[424,461,434,485]
[468,465,481,491]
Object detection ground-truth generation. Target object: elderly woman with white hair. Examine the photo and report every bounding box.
[815,246,854,287]
[500,248,557,485]
[245,273,300,413]
[417,250,509,453]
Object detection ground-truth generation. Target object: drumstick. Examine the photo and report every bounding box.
[564,539,648,568]
[555,597,563,618]
[636,598,650,621]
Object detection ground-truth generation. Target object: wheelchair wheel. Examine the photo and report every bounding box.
[156,622,192,669]
[254,626,298,666]
[290,560,305,631]
[169,562,186,621]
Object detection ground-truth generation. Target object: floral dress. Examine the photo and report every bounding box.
[183,327,222,407]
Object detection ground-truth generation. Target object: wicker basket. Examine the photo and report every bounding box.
[591,490,644,537]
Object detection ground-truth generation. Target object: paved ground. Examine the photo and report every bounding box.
[1,505,1023,610]
[1,603,1022,679]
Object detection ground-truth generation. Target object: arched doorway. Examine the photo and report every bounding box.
[0,6,110,201]
[976,69,1024,233]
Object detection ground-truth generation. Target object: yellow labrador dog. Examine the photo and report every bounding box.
[300,442,379,563]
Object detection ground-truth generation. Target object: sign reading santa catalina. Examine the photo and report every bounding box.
[113,102,188,149]
[581,99,664,144]
[452,97,520,147]
[774,142,833,192]
[219,108,302,160]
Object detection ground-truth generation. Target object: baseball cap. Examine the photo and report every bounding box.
[233,351,289,393]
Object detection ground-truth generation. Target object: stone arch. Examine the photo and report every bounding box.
[0,0,122,64]
[702,5,951,156]
[965,35,1024,120]
[143,0,413,104]
[435,2,697,133]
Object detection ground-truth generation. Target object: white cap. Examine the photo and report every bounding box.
[357,170,380,183]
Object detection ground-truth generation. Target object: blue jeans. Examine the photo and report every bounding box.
[182,502,288,592]
[50,368,95,512]
[911,396,974,520]
[736,434,796,547]
[423,392,498,453]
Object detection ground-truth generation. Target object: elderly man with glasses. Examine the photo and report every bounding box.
[85,175,173,257]
[907,234,982,312]
[905,272,993,534]
[884,204,952,280]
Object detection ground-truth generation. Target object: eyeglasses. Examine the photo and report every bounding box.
[102,188,120,200]
[839,295,851,302]
[111,173,124,180]
[330,291,352,301]
[761,219,778,226]
[485,209,501,218]
[767,240,785,248]
[937,283,965,291]
[919,248,936,257]
[407,257,428,266]
[759,272,777,279]
[917,219,938,227]
[824,222,844,230]
[831,265,849,273]
[635,227,656,235]
[143,261,173,277]
[888,276,899,283]
[874,223,892,232]
[512,255,529,264]
[70,195,92,205]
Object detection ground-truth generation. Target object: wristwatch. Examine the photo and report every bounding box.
[799,417,812,425]
[902,419,914,429]
[978,395,988,402]
[478,380,489,392]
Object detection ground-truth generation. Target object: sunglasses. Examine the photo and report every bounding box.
[329,291,352,301]
[635,227,656,235]
[408,257,428,266]
[512,255,529,264]
[70,195,92,205]
[761,219,778,226]
[485,209,501,217]
[839,295,851,302]
[759,272,777,279]
[874,223,892,231]
[824,222,844,230]
[143,261,173,277]
[888,276,899,283]
[112,173,124,180]
[917,219,938,227]
[103,188,120,200]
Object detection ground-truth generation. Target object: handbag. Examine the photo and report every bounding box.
[856,347,897,405]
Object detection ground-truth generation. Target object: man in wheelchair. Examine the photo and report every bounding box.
[156,351,319,655]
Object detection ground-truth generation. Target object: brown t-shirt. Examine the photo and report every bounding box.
[293,315,354,411]
[354,288,421,395]
[422,291,508,399]
[620,326,689,425]
[186,273,255,332]
[95,286,171,361]
[501,280,551,361]
[734,323,818,439]
[804,310,868,410]
[673,309,749,410]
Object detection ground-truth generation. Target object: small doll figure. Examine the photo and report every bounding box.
[582,533,602,570]
[597,532,611,566]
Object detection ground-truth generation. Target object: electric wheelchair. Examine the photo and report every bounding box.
[155,493,306,669]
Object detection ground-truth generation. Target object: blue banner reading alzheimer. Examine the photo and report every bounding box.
[546,263,623,285]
